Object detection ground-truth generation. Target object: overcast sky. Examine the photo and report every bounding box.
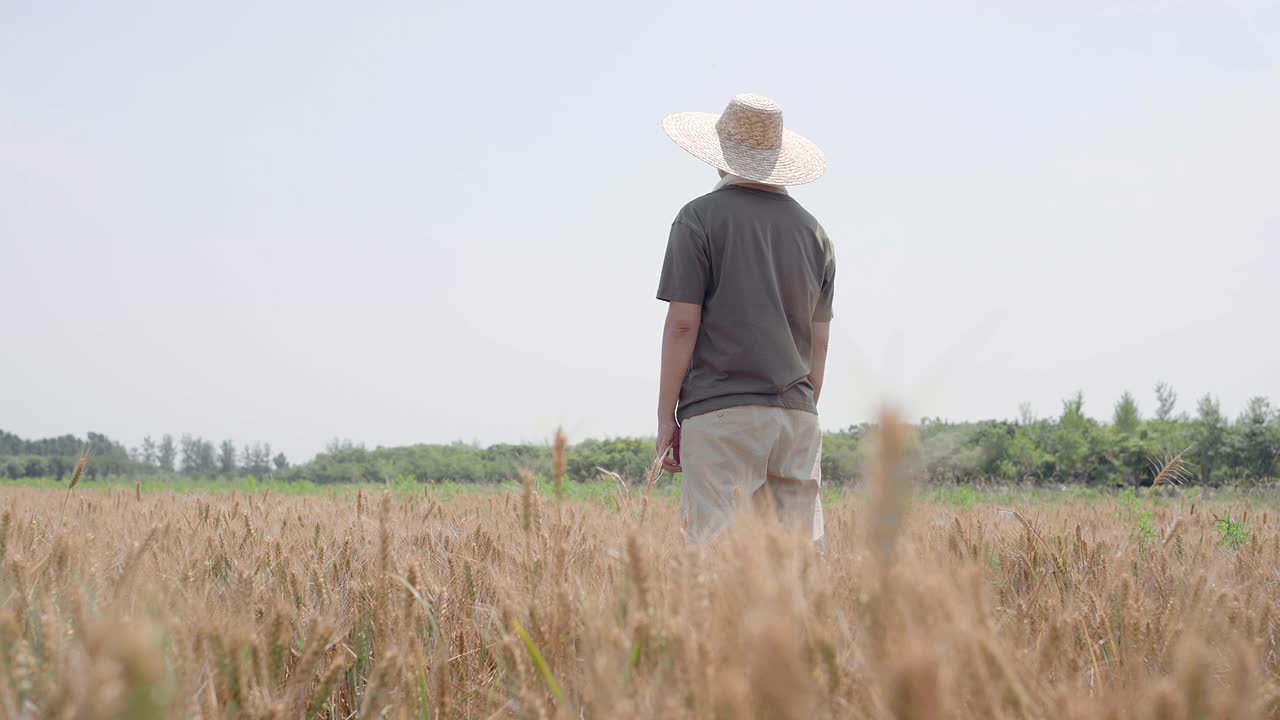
[2,1,1277,463]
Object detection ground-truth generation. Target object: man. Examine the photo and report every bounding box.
[656,93,835,544]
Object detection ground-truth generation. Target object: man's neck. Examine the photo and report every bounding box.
[716,174,789,195]
[737,182,785,194]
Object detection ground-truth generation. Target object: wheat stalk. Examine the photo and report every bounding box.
[1149,447,1195,487]
[58,451,88,526]
[552,429,567,500]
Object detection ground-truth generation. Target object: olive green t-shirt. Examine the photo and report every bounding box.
[657,185,835,422]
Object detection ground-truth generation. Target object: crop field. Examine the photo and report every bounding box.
[2,443,1279,718]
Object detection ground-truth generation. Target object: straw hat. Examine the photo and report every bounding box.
[663,93,826,186]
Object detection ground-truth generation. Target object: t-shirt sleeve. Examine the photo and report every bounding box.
[656,219,710,304]
[814,238,836,321]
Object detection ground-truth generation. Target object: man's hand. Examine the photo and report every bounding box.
[657,416,682,474]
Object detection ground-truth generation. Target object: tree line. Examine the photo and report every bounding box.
[290,386,1277,487]
[292,437,655,486]
[3,384,1278,487]
[821,386,1279,488]
[0,430,287,481]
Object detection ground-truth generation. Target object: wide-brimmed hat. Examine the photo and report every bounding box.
[663,93,826,186]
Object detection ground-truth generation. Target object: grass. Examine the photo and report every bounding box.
[13,473,1280,506]
[5,474,684,502]
[1215,511,1252,549]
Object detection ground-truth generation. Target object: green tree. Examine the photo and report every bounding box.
[1194,394,1227,485]
[219,440,237,476]
[239,444,253,475]
[821,425,869,483]
[1154,382,1178,421]
[565,438,653,484]
[240,443,272,477]
[1269,411,1280,479]
[181,435,199,475]
[180,435,217,476]
[1113,392,1141,435]
[1006,421,1052,481]
[1231,397,1276,481]
[0,431,21,455]
[1107,392,1151,486]
[1052,391,1096,482]
[140,436,158,466]
[1018,402,1035,425]
[23,457,47,478]
[157,434,177,473]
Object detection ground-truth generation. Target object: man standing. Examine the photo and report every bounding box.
[656,93,835,544]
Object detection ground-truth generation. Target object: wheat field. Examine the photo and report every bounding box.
[2,432,1279,719]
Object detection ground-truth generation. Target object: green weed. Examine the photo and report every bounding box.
[1214,512,1250,549]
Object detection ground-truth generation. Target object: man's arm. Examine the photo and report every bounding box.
[657,301,701,472]
[810,321,831,404]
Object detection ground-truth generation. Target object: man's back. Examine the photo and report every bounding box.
[657,184,835,422]
[656,92,831,544]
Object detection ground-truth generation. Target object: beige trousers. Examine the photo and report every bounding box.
[679,405,825,544]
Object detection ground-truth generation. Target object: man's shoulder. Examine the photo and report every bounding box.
[674,188,828,237]
[667,191,725,238]
[673,189,726,220]
[677,186,805,216]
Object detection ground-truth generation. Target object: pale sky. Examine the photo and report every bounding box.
[2,1,1278,463]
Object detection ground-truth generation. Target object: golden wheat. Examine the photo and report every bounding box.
[0,478,1277,718]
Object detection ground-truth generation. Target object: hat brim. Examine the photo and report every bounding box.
[662,111,826,186]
